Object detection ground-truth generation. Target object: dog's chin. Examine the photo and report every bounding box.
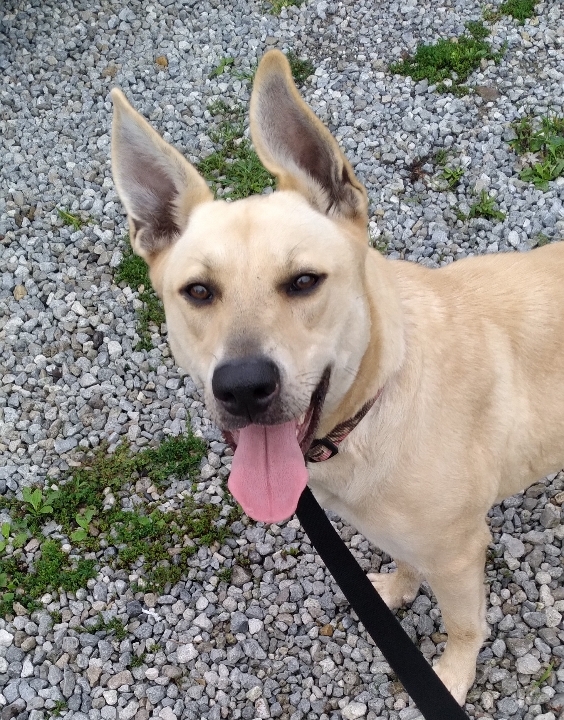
[222,367,331,456]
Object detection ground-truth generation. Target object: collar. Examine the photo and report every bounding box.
[306,387,383,463]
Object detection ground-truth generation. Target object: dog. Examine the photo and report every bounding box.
[110,49,564,705]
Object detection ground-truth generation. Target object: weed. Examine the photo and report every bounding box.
[217,567,232,584]
[209,56,235,79]
[434,149,449,167]
[0,428,237,613]
[48,700,68,718]
[85,615,128,640]
[390,22,504,95]
[57,208,88,230]
[534,233,550,247]
[465,20,490,40]
[21,486,59,522]
[469,190,506,221]
[530,661,554,688]
[285,51,315,85]
[482,6,502,22]
[70,508,96,543]
[198,103,274,200]
[0,521,29,554]
[0,540,97,616]
[269,0,302,14]
[441,166,465,190]
[499,0,537,24]
[115,238,166,351]
[130,651,148,668]
[510,114,564,190]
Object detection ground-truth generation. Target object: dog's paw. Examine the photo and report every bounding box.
[367,571,419,610]
[433,655,475,706]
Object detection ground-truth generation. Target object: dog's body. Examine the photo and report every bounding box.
[111,50,564,704]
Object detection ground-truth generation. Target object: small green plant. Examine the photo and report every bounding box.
[198,103,274,200]
[434,149,449,167]
[57,208,88,230]
[469,190,506,221]
[130,651,148,668]
[269,0,302,14]
[441,166,465,190]
[217,567,232,584]
[70,508,96,543]
[86,615,128,640]
[209,56,235,79]
[0,521,29,553]
[286,51,315,85]
[390,22,504,95]
[530,661,554,688]
[510,114,564,190]
[48,700,68,718]
[22,486,59,521]
[499,0,537,24]
[115,238,166,351]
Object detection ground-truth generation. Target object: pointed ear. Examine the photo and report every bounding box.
[111,89,213,262]
[250,50,368,224]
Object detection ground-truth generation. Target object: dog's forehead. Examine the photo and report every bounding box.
[176,192,353,268]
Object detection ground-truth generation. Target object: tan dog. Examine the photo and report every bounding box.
[110,50,564,704]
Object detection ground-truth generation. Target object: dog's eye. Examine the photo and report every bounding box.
[183,283,213,302]
[289,274,320,294]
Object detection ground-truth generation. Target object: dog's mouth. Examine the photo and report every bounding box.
[224,369,330,523]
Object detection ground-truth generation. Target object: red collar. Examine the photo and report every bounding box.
[306,388,383,463]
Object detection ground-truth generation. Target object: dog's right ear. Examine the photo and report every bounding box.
[111,89,213,263]
[250,50,368,226]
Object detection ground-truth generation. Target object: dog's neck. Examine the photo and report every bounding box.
[318,253,406,437]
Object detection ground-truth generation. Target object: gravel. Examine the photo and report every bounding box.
[1,0,564,719]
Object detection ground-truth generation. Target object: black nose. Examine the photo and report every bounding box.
[212,357,280,419]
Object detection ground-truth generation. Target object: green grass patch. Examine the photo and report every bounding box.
[57,208,89,230]
[115,238,166,351]
[269,0,302,14]
[198,103,275,200]
[390,22,504,95]
[0,429,241,615]
[510,114,564,190]
[499,0,537,23]
[0,540,96,617]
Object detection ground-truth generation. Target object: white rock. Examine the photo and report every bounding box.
[342,701,368,720]
[177,643,198,663]
[248,618,264,635]
[193,612,213,631]
[0,629,13,647]
[515,653,541,674]
[195,595,209,611]
[106,340,122,356]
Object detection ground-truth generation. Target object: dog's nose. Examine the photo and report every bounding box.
[212,357,280,418]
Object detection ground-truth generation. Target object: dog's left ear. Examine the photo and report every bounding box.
[111,89,213,263]
[250,50,368,225]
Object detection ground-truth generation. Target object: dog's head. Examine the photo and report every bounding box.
[111,50,402,522]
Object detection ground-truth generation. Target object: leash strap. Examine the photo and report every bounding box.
[295,486,470,720]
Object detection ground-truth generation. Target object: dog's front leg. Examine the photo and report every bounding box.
[425,523,491,705]
[367,560,421,609]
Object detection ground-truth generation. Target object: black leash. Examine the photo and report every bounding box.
[295,486,470,720]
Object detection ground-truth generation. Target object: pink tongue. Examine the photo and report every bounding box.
[228,420,308,523]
